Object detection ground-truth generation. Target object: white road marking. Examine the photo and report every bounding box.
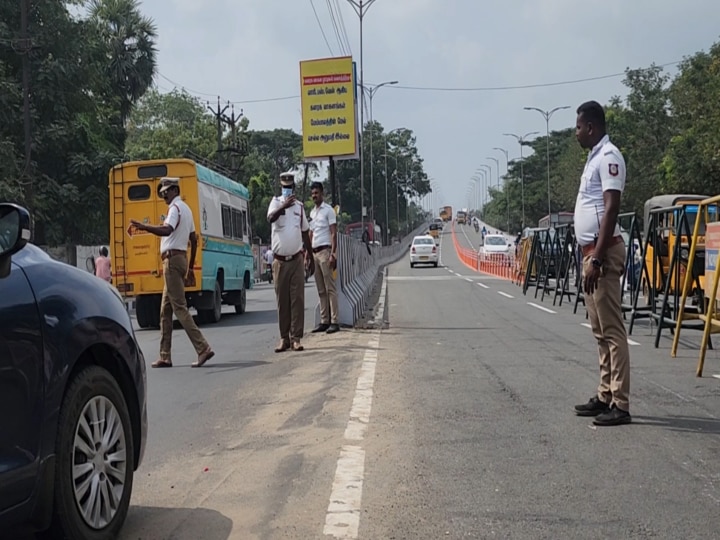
[477,282,490,289]
[388,276,460,281]
[323,445,365,538]
[464,277,473,283]
[498,291,514,299]
[325,269,387,538]
[581,322,641,346]
[527,302,556,314]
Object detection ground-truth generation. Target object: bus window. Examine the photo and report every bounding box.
[128,184,151,201]
[137,165,168,179]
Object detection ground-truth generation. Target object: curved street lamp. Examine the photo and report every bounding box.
[524,105,570,219]
[504,131,539,229]
[360,80,399,227]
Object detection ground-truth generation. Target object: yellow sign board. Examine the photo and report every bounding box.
[300,56,358,160]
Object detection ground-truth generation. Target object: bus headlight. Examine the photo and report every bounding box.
[680,247,689,260]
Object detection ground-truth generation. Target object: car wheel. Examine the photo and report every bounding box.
[410,263,414,268]
[49,366,134,540]
[433,262,438,267]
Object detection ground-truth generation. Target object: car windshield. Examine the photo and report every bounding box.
[413,238,434,245]
[485,236,506,246]
[429,224,441,230]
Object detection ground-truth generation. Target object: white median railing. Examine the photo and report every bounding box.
[326,223,429,327]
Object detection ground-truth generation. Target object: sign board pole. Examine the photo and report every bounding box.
[329,156,337,208]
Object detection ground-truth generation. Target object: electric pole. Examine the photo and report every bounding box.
[207,96,229,154]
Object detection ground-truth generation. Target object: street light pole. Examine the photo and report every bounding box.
[346,0,379,236]
[524,105,570,220]
[486,157,500,229]
[478,165,491,216]
[493,147,510,233]
[504,131,539,230]
[384,127,402,240]
[362,80,398,228]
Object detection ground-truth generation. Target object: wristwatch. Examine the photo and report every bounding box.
[591,257,603,269]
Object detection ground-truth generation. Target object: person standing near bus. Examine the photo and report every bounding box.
[267,172,314,352]
[95,246,112,283]
[309,181,339,334]
[130,177,215,368]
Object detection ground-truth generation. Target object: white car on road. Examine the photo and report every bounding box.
[480,234,511,258]
[410,235,439,267]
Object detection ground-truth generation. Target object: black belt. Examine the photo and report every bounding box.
[161,249,186,261]
[312,245,331,254]
[274,251,302,262]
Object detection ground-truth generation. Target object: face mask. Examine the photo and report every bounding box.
[282,187,293,199]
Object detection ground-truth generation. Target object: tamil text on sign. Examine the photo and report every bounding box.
[300,56,357,160]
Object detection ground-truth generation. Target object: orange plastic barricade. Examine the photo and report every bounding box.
[451,223,517,281]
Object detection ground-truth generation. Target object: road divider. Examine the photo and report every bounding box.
[332,224,429,327]
[451,222,516,280]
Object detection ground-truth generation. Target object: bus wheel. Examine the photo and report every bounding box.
[234,288,246,314]
[198,280,222,324]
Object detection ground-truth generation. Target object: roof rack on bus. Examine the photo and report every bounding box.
[183,150,235,179]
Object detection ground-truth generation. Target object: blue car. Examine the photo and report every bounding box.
[0,203,147,539]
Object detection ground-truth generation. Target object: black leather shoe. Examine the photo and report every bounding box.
[312,324,329,333]
[593,405,632,426]
[326,324,340,334]
[574,396,611,417]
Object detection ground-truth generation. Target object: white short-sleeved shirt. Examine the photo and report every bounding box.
[160,196,195,253]
[309,202,336,248]
[267,197,309,256]
[574,134,626,246]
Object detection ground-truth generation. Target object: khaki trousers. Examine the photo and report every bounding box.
[273,255,305,344]
[313,248,339,325]
[583,242,630,410]
[159,253,209,360]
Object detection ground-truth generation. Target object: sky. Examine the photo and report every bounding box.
[142,0,720,214]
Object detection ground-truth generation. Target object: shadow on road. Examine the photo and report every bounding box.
[120,505,233,540]
[633,415,720,435]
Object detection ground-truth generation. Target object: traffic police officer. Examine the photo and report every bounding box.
[267,172,314,352]
[572,101,631,426]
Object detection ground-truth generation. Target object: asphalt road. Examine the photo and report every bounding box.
[360,225,720,539]
[15,225,720,539]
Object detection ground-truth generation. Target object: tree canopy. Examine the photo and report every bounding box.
[481,44,720,233]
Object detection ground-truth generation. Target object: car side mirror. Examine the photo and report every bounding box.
[0,203,31,279]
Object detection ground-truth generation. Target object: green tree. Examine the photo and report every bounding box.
[88,0,158,128]
[661,44,720,195]
[125,88,216,160]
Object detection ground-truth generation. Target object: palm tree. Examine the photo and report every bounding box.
[89,0,158,126]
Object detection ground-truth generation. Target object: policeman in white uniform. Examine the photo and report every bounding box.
[572,101,631,426]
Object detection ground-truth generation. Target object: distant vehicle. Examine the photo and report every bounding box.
[538,212,574,229]
[433,217,444,226]
[456,210,468,225]
[480,234,511,258]
[428,222,442,242]
[0,203,147,539]
[439,206,453,222]
[345,221,383,245]
[110,158,254,328]
[410,235,439,267]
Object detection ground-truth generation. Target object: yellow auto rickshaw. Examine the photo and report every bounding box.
[643,194,717,298]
